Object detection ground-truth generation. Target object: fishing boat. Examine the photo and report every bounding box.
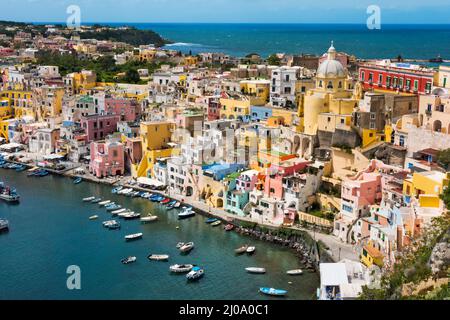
[98,200,111,206]
[235,245,249,255]
[224,224,234,231]
[286,269,303,276]
[179,242,194,253]
[245,267,266,274]
[186,267,204,281]
[178,208,196,220]
[0,182,20,203]
[89,215,99,220]
[125,233,143,241]
[121,256,137,265]
[246,246,256,254]
[211,220,222,227]
[73,177,82,184]
[111,208,127,215]
[82,196,96,202]
[170,264,194,273]
[148,254,169,261]
[140,215,158,223]
[205,218,218,224]
[0,219,9,231]
[259,287,287,297]
[91,198,102,203]
[124,213,141,220]
[111,186,123,194]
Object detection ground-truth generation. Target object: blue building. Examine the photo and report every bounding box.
[250,106,273,122]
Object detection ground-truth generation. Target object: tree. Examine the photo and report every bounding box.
[267,54,281,66]
[437,148,450,170]
[123,68,141,84]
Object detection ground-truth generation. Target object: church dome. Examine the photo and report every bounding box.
[317,41,346,79]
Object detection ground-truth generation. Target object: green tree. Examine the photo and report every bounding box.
[123,68,141,84]
[267,54,281,66]
[437,148,450,170]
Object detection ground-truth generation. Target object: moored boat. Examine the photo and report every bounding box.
[73,177,82,184]
[186,266,204,281]
[121,256,137,264]
[148,254,169,261]
[178,208,195,220]
[83,196,96,202]
[112,186,124,194]
[211,220,222,227]
[98,200,111,206]
[224,224,234,231]
[89,215,99,220]
[179,242,194,253]
[106,204,122,211]
[245,267,266,274]
[259,287,287,297]
[111,208,127,215]
[176,242,185,249]
[205,218,218,224]
[0,182,20,203]
[91,198,102,203]
[140,215,158,223]
[286,269,303,276]
[123,213,141,220]
[235,245,249,255]
[246,246,256,254]
[125,233,143,241]
[170,264,194,273]
[0,219,9,231]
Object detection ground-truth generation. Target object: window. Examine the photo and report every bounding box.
[386,76,391,87]
[340,118,345,124]
[370,113,376,120]
[414,80,419,91]
[370,122,375,129]
[361,71,365,81]
[368,73,373,82]
[399,78,404,88]
[378,74,383,84]
[425,82,432,93]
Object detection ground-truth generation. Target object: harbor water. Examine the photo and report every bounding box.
[0,169,319,300]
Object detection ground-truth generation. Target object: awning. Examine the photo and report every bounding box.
[137,177,164,187]
[44,154,65,160]
[319,263,348,286]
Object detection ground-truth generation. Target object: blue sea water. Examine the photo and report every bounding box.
[103,23,450,60]
[0,170,318,300]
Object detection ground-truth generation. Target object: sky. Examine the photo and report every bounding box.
[1,0,450,24]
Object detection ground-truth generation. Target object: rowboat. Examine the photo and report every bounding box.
[125,233,143,241]
[246,246,256,254]
[186,267,204,281]
[89,215,98,220]
[286,269,303,276]
[170,264,194,273]
[245,267,266,274]
[148,254,169,261]
[140,215,158,223]
[179,242,194,253]
[121,256,137,264]
[205,218,218,224]
[211,220,222,227]
[82,196,96,202]
[259,287,287,297]
[235,245,249,254]
[224,224,234,231]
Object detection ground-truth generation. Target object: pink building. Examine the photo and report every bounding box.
[89,139,125,178]
[105,97,141,122]
[264,159,310,200]
[81,114,120,142]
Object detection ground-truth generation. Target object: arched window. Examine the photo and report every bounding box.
[433,120,442,132]
[318,80,323,88]
[327,81,333,89]
[338,81,343,89]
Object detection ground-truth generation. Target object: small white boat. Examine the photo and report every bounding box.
[125,233,143,241]
[259,287,287,297]
[121,256,137,264]
[176,242,185,249]
[83,196,96,202]
[179,242,194,253]
[123,213,141,220]
[286,269,303,276]
[140,215,158,223]
[245,267,266,274]
[174,202,181,208]
[170,264,194,273]
[118,211,133,218]
[186,267,204,281]
[98,200,111,206]
[118,188,133,195]
[148,254,169,261]
[246,246,256,254]
[111,208,127,215]
[91,198,102,203]
[89,215,99,220]
[102,220,118,227]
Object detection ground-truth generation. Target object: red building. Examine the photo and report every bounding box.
[207,96,221,121]
[81,114,120,142]
[358,61,434,95]
[105,97,141,122]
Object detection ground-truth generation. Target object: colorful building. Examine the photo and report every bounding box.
[89,138,125,178]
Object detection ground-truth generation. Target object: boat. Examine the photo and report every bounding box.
[129,191,141,198]
[225,224,234,231]
[141,192,151,199]
[429,54,443,63]
[286,269,303,276]
[98,200,111,206]
[246,246,256,254]
[118,211,133,218]
[170,264,194,273]
[111,186,124,194]
[0,219,9,231]
[73,177,82,184]
[205,218,218,224]
[0,183,20,203]
[106,204,122,211]
[140,215,158,223]
[235,245,249,255]
[211,220,222,227]
[111,208,127,215]
[245,267,266,274]
[89,215,98,220]
[83,196,96,202]
[15,165,27,172]
[148,254,169,261]
[91,198,102,203]
[179,242,194,253]
[186,266,204,281]
[121,256,137,265]
[118,188,133,195]
[125,233,143,241]
[259,287,287,297]
[176,242,185,249]
[103,220,120,229]
[123,213,141,220]
[161,198,171,204]
[173,202,181,208]
[178,208,196,220]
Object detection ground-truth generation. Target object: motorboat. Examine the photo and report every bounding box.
[91,198,102,203]
[224,224,234,231]
[111,186,124,194]
[118,211,133,218]
[160,198,171,204]
[121,256,137,265]
[205,218,218,224]
[0,219,9,231]
[118,188,133,195]
[245,267,266,274]
[111,208,127,215]
[83,196,96,202]
[170,264,194,273]
[125,233,143,241]
[259,287,287,297]
[179,242,194,253]
[89,215,99,220]
[15,165,27,172]
[98,200,111,206]
[235,245,249,255]
[129,191,141,198]
[173,202,181,208]
[0,183,20,203]
[176,242,185,249]
[141,192,151,199]
[103,220,120,229]
[186,267,204,281]
[73,177,82,184]
[178,208,195,220]
[140,215,158,223]
[246,246,256,254]
[286,269,303,276]
[124,213,141,220]
[106,204,122,212]
[148,254,169,261]
[211,220,222,227]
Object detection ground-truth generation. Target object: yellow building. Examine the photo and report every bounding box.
[361,241,384,268]
[184,56,198,66]
[240,80,270,103]
[0,90,33,119]
[301,43,359,136]
[220,94,265,120]
[403,171,450,208]
[271,108,297,126]
[64,70,97,95]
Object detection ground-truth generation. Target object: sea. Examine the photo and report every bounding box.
[100,23,450,61]
[0,169,319,300]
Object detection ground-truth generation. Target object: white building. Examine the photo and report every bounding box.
[270,66,300,107]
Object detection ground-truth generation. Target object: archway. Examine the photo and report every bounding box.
[433,120,442,132]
